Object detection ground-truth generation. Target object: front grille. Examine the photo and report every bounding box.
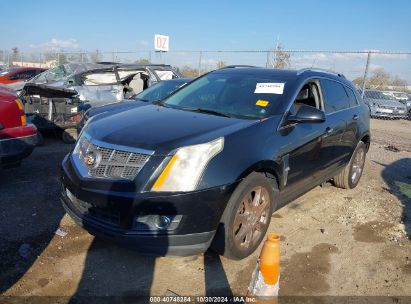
[75,135,151,180]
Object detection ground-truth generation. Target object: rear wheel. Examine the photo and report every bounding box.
[211,172,276,260]
[333,141,366,189]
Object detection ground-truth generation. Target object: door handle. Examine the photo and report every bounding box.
[353,114,359,120]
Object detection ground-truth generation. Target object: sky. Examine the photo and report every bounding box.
[1,0,411,81]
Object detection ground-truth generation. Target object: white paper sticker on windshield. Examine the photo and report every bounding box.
[71,107,78,113]
[254,83,285,94]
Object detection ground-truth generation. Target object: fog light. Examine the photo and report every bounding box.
[154,216,172,230]
[133,215,182,231]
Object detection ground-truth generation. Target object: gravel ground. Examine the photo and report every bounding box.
[0,119,410,300]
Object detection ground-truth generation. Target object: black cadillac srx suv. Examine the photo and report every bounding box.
[61,67,370,260]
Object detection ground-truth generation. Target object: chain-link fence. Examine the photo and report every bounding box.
[1,49,410,87]
[1,48,410,121]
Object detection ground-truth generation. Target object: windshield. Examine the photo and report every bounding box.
[32,65,67,83]
[365,90,395,100]
[132,80,186,102]
[163,73,287,119]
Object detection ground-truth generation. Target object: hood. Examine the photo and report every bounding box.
[86,104,257,155]
[365,97,406,108]
[87,100,148,118]
[6,81,26,91]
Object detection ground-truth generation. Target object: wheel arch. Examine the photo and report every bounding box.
[360,132,371,152]
[236,160,282,190]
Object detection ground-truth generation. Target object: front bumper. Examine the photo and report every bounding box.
[61,154,239,256]
[0,127,37,166]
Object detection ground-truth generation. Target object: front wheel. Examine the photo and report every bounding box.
[211,172,276,260]
[333,141,366,189]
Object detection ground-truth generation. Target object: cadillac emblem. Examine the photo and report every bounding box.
[84,151,100,168]
[86,153,96,166]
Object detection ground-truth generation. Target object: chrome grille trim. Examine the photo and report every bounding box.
[72,133,154,180]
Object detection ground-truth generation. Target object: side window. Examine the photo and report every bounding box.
[9,71,34,80]
[345,86,358,107]
[321,79,350,114]
[21,70,37,79]
[291,81,322,114]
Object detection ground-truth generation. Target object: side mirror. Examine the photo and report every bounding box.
[287,105,325,123]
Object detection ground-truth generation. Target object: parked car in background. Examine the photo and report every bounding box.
[0,87,37,168]
[0,67,47,84]
[383,91,410,102]
[383,91,411,120]
[363,90,407,119]
[61,67,370,259]
[19,63,183,142]
[77,78,191,132]
[21,63,183,108]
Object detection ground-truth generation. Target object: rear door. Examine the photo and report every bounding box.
[320,78,351,178]
[343,86,361,156]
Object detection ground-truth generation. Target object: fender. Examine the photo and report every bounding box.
[236,159,286,191]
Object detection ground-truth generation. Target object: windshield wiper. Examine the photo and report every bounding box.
[186,107,231,118]
[134,98,150,102]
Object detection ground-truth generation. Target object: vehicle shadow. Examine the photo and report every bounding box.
[204,250,233,296]
[69,236,158,304]
[68,177,170,303]
[0,137,69,294]
[377,158,411,239]
[69,202,233,302]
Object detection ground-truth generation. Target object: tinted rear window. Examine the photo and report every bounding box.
[321,79,350,113]
[345,86,358,107]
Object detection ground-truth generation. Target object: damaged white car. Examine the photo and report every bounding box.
[19,63,182,142]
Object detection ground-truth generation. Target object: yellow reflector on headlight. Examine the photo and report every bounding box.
[152,155,179,190]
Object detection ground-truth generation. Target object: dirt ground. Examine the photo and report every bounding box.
[1,119,410,300]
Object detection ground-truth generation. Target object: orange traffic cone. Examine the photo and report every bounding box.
[247,233,280,300]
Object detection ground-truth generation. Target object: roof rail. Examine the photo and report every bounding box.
[297,68,346,78]
[220,65,257,69]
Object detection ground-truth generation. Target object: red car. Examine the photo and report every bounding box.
[0,87,37,168]
[0,67,47,84]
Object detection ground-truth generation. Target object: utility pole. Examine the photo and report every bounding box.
[274,34,280,66]
[361,52,371,98]
[198,51,202,77]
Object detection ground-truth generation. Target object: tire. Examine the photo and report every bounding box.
[211,172,277,260]
[333,141,366,189]
[62,128,78,144]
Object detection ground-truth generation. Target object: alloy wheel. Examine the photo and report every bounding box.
[351,148,365,184]
[232,186,271,250]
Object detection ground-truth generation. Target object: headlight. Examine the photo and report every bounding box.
[151,137,224,192]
